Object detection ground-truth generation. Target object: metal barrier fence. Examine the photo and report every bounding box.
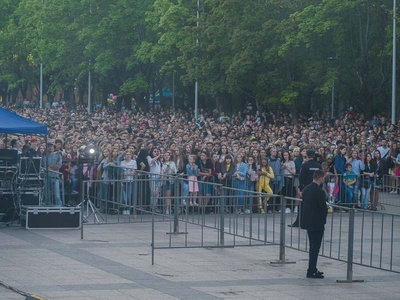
[77,171,399,222]
[79,170,400,279]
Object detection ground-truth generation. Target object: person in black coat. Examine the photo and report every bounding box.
[289,149,322,227]
[301,169,328,278]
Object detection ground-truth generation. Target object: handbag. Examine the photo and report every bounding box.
[250,171,259,182]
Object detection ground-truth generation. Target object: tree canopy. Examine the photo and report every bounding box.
[0,0,398,118]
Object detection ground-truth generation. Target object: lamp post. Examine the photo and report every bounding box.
[87,1,92,114]
[172,70,175,115]
[392,0,397,124]
[328,56,339,119]
[194,0,199,120]
[40,0,44,109]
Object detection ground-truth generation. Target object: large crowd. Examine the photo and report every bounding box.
[2,103,400,213]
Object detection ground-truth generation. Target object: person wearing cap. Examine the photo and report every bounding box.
[289,149,322,228]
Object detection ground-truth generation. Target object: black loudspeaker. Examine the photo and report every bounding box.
[0,193,14,214]
[19,190,41,206]
[0,194,17,222]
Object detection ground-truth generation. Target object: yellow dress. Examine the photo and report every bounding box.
[256,166,274,207]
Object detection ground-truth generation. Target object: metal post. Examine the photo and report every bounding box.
[133,173,138,220]
[392,0,397,125]
[271,196,295,265]
[88,69,91,114]
[220,193,225,246]
[194,0,199,120]
[337,209,364,283]
[173,178,179,233]
[40,63,43,109]
[331,79,335,119]
[172,70,175,114]
[151,199,155,265]
[80,180,84,240]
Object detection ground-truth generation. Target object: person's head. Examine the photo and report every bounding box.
[306,149,315,160]
[163,151,171,161]
[235,154,243,163]
[150,147,160,158]
[212,153,219,162]
[313,169,326,185]
[282,150,291,161]
[300,147,307,158]
[225,154,233,164]
[46,143,54,154]
[188,154,196,163]
[124,150,133,160]
[374,150,381,160]
[270,148,278,157]
[330,176,337,183]
[200,151,209,161]
[364,152,372,164]
[55,139,63,150]
[345,163,352,171]
[260,157,269,167]
[339,145,347,156]
[247,155,255,165]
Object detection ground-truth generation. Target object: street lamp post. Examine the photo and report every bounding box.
[328,56,339,119]
[172,70,175,115]
[194,0,199,120]
[392,0,397,124]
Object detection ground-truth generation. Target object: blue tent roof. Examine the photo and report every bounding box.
[0,107,47,135]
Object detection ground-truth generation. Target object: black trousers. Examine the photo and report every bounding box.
[307,230,324,273]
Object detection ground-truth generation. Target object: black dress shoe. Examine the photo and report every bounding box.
[306,272,324,279]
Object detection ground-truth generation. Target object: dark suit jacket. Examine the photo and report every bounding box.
[301,182,328,231]
[299,160,322,191]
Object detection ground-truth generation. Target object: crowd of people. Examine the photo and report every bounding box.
[2,104,400,212]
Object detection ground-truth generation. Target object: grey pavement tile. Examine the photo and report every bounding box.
[119,288,181,299]
[1,214,400,300]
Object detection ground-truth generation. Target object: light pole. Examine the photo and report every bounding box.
[328,56,339,119]
[194,0,199,120]
[392,0,397,124]
[87,1,92,114]
[172,70,175,115]
[40,0,44,109]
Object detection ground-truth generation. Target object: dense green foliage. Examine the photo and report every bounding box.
[0,0,397,117]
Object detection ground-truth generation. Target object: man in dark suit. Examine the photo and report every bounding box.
[301,169,328,278]
[289,149,321,227]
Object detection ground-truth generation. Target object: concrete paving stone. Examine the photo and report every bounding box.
[119,287,181,299]
[1,214,400,300]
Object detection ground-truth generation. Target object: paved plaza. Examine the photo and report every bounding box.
[1,216,400,300]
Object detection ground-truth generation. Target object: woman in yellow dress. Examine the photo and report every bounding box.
[256,157,274,213]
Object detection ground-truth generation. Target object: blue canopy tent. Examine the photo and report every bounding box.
[0,107,47,135]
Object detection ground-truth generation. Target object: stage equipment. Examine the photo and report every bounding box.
[77,142,103,223]
[20,206,81,229]
[0,149,18,165]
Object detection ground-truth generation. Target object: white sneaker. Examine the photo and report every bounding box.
[285,208,291,214]
[182,199,187,206]
[244,209,251,214]
[189,201,194,206]
[294,207,298,213]
[193,202,199,206]
[390,190,395,194]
